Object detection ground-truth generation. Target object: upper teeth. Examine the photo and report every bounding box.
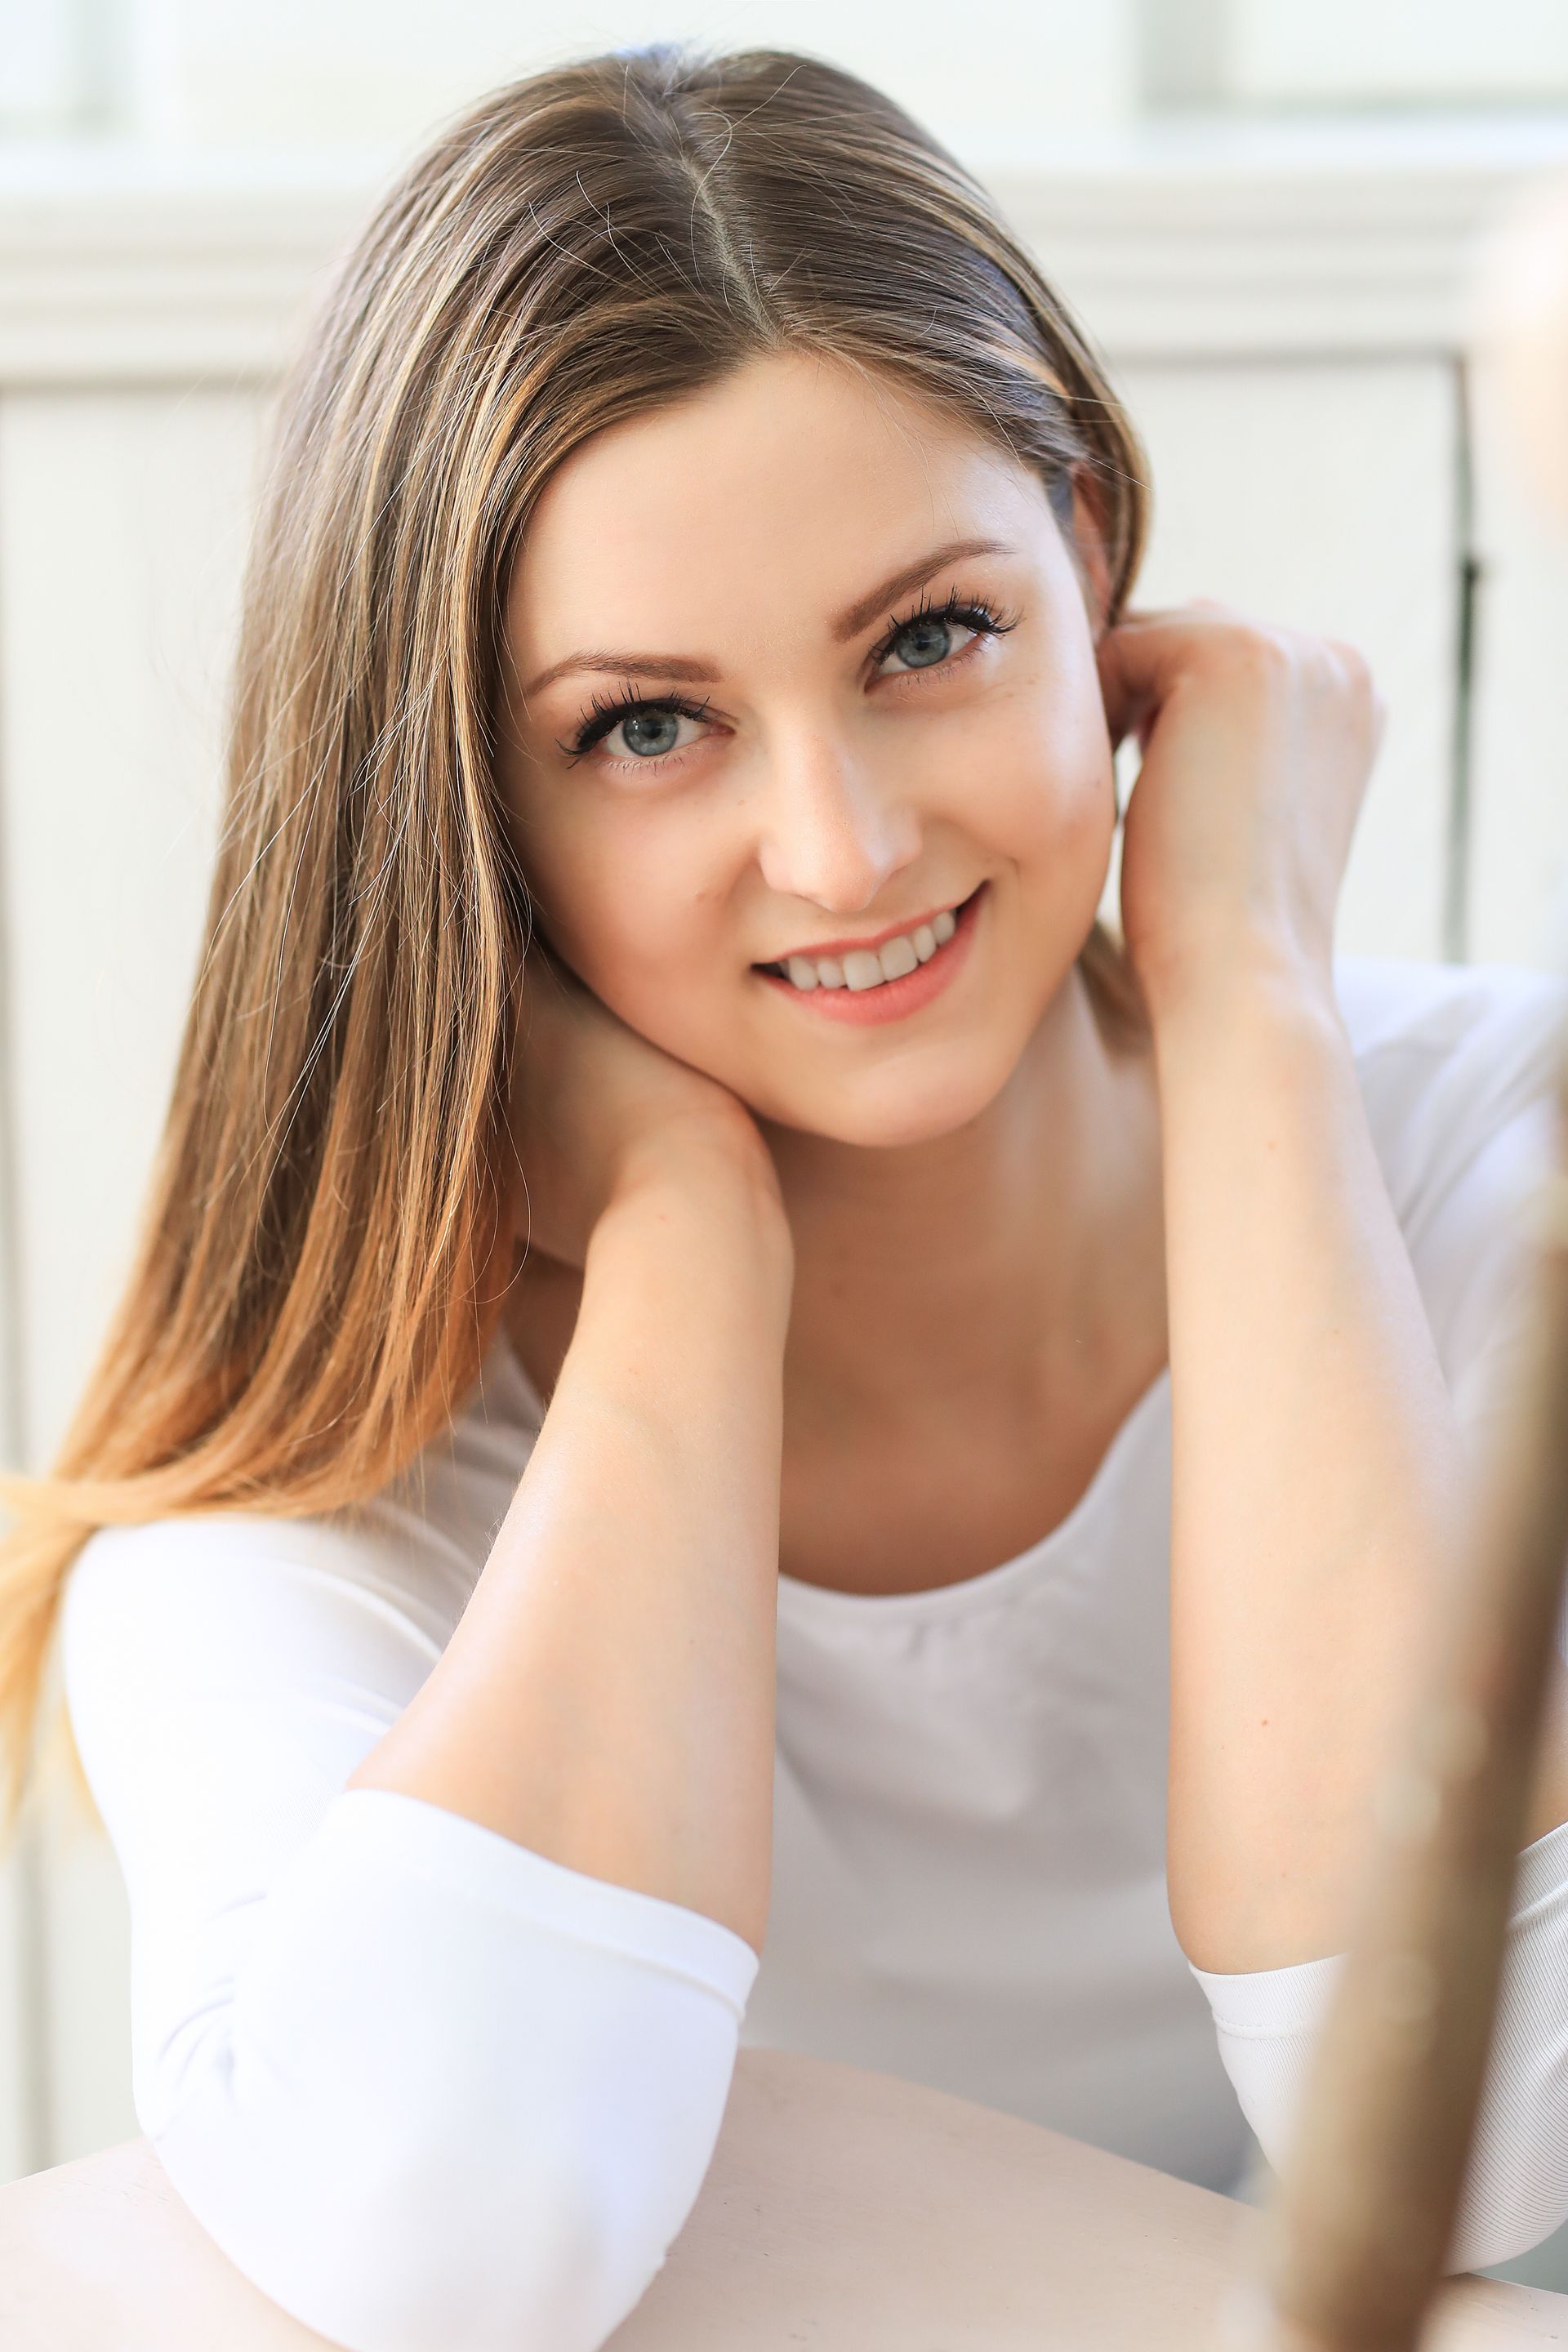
[782,905,958,992]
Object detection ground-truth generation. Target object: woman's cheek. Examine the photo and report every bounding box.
[565,886,733,1054]
[983,733,1113,880]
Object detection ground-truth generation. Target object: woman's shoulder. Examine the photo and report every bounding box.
[1330,951,1567,1221]
[1325,954,1566,1444]
[1333,950,1567,1068]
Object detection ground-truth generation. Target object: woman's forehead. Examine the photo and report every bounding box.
[507,353,1049,673]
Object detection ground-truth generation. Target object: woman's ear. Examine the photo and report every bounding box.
[1065,469,1116,641]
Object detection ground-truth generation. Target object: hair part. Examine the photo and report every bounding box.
[0,41,1152,1842]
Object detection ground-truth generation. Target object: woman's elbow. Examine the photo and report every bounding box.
[1441,2140,1568,2279]
[290,2145,677,2352]
[150,2108,687,2352]
[1213,2034,1568,2285]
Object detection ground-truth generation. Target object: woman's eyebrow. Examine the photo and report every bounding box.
[520,648,719,699]
[828,536,1014,642]
[519,535,1014,700]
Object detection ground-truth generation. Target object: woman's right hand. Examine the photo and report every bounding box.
[506,943,785,1272]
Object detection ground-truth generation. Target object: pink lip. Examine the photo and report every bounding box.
[755,883,987,1026]
[757,893,973,968]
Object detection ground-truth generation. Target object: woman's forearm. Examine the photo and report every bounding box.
[1152,961,1468,1976]
[347,1138,792,1953]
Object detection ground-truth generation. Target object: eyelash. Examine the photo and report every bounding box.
[558,586,1019,768]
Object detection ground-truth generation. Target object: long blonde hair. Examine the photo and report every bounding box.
[0,43,1151,1842]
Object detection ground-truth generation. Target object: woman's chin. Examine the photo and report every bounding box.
[746,1058,1017,1152]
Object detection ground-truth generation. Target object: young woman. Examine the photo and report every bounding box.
[3,42,1568,2352]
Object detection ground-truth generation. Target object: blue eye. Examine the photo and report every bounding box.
[559,588,1017,768]
[889,615,955,670]
[875,591,1017,679]
[619,707,684,757]
[564,689,713,765]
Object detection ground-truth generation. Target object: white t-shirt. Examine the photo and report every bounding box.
[60,955,1568,2352]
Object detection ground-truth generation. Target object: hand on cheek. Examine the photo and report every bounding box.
[508,945,777,1271]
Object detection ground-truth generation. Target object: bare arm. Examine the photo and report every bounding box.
[1154,970,1470,1973]
[1157,973,1568,1976]
[1098,605,1568,1979]
[346,1136,791,1954]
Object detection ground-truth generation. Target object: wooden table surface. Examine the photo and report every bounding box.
[2,2047,1564,2350]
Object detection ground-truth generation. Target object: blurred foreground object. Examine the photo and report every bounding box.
[1472,171,1568,529]
[1247,170,1568,2350]
[1252,1035,1568,2352]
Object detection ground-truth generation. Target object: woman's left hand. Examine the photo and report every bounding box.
[1097,601,1385,1020]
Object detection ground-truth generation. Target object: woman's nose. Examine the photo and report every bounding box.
[754,733,921,913]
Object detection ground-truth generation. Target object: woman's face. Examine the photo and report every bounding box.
[498,350,1117,1148]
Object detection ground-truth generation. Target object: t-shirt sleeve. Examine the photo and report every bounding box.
[60,1511,760,2352]
[1189,956,1568,2275]
[1189,1821,1568,2274]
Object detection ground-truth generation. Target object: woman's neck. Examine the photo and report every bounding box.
[760,965,1167,1438]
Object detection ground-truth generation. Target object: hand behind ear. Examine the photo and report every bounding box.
[506,942,776,1271]
[1098,601,1381,1009]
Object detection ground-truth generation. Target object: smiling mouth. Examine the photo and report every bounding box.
[755,885,985,996]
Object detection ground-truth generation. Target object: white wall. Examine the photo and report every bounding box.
[1232,0,1568,105]
[12,0,1144,157]
[16,1,1568,156]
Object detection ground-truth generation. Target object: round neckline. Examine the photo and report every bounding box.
[774,1357,1171,1628]
[490,1318,1171,1628]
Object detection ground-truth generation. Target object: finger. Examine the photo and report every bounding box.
[1095,623,1169,750]
[1117,595,1237,622]
[1096,612,1203,713]
[1095,638,1141,755]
